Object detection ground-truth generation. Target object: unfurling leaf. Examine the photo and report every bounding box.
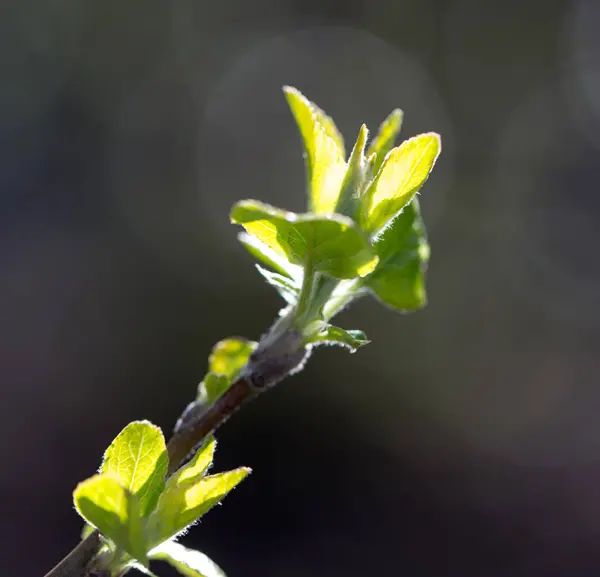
[283,86,347,214]
[237,232,303,282]
[365,199,429,311]
[73,474,148,565]
[307,325,369,353]
[335,124,369,220]
[147,467,250,548]
[231,200,378,278]
[101,421,168,517]
[361,133,440,235]
[256,265,300,305]
[150,540,226,577]
[366,109,403,176]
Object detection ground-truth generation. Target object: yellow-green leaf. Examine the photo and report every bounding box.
[366,109,403,176]
[101,421,168,517]
[209,338,257,380]
[231,200,378,278]
[147,468,250,548]
[150,541,226,577]
[165,436,216,491]
[283,86,347,214]
[361,133,441,235]
[73,474,148,565]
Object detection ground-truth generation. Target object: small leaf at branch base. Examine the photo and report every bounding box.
[365,199,429,312]
[256,265,300,305]
[366,109,403,176]
[150,541,227,577]
[361,133,441,235]
[283,86,347,214]
[231,200,378,279]
[196,373,230,406]
[73,474,148,565]
[208,338,257,381]
[307,324,369,353]
[147,468,251,548]
[101,421,168,518]
[237,232,303,282]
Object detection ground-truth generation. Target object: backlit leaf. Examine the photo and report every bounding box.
[283,86,347,214]
[307,324,369,353]
[165,435,216,491]
[256,265,300,305]
[73,474,148,565]
[147,468,250,548]
[101,421,168,517]
[366,109,403,176]
[231,200,378,278]
[361,133,440,235]
[209,338,256,381]
[237,232,303,282]
[335,124,369,220]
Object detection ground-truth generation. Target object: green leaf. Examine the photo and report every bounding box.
[150,541,226,577]
[231,200,378,278]
[147,468,250,548]
[335,124,369,220]
[209,338,257,380]
[73,474,148,565]
[195,338,257,405]
[165,435,216,490]
[101,421,168,518]
[366,109,403,176]
[237,232,303,282]
[256,265,300,305]
[196,373,230,405]
[283,86,347,214]
[307,324,369,353]
[360,133,440,235]
[365,199,429,311]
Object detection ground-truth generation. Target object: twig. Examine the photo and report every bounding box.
[44,326,308,577]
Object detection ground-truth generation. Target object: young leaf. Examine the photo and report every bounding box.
[147,468,251,548]
[150,541,226,577]
[361,133,441,235]
[256,265,300,305]
[335,124,369,220]
[283,86,347,214]
[195,338,257,406]
[196,373,230,405]
[73,474,148,565]
[209,338,257,380]
[307,325,369,353]
[165,435,216,490]
[365,199,429,311]
[237,232,303,282]
[366,109,403,176]
[231,200,378,278]
[101,421,168,518]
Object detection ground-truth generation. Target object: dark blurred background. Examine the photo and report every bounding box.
[3,0,600,575]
